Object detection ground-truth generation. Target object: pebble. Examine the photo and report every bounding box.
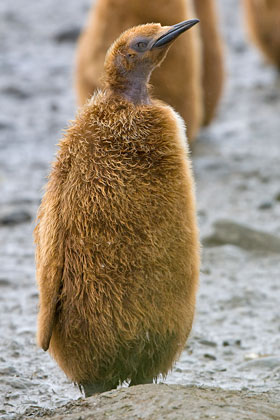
[203,354,217,361]
[0,210,32,226]
[264,91,279,103]
[8,378,30,389]
[244,353,260,361]
[260,175,270,184]
[53,27,81,43]
[2,86,30,100]
[274,192,280,202]
[203,219,280,253]
[0,121,14,130]
[222,339,241,347]
[233,41,247,53]
[258,201,273,210]
[0,367,18,376]
[198,339,217,348]
[200,268,211,275]
[0,278,11,286]
[239,356,280,371]
[50,102,59,112]
[222,350,234,356]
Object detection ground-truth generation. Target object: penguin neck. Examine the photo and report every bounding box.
[106,68,152,106]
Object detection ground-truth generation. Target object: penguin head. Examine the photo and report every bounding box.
[104,20,199,91]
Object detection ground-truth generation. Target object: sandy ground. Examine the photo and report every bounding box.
[16,385,280,420]
[0,0,280,418]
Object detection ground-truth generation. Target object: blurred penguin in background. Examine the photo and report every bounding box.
[193,0,225,125]
[75,0,203,142]
[243,0,280,69]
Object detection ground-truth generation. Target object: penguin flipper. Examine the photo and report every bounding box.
[34,182,65,351]
[36,263,64,351]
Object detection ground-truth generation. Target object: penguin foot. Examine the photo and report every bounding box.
[129,376,153,386]
[81,381,118,397]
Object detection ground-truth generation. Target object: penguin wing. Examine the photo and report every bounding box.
[34,176,65,351]
[35,256,64,352]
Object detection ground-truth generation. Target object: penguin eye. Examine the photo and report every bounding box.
[137,42,147,49]
[133,41,148,52]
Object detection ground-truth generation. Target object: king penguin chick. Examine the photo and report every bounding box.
[34,20,200,396]
[243,0,280,69]
[193,0,225,125]
[75,0,202,143]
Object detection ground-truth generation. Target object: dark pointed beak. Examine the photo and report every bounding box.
[152,19,200,49]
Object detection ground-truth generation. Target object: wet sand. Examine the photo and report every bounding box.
[0,0,280,418]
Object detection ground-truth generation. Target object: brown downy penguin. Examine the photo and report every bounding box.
[192,0,225,125]
[35,20,200,396]
[75,0,202,142]
[243,0,280,68]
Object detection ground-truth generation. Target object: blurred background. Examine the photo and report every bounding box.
[0,0,280,417]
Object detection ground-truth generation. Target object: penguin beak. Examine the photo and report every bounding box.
[151,19,200,49]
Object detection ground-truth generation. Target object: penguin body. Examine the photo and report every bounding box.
[75,0,202,142]
[35,22,200,395]
[243,0,280,68]
[193,0,225,125]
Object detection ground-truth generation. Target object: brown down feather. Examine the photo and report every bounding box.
[34,23,200,391]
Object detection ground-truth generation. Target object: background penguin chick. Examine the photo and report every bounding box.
[193,0,225,126]
[75,0,203,143]
[243,0,280,68]
[35,21,200,396]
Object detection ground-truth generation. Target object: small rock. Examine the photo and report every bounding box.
[239,356,280,371]
[0,366,18,376]
[234,42,247,53]
[8,198,35,205]
[9,341,22,351]
[274,192,280,202]
[223,350,234,356]
[0,121,14,130]
[53,26,81,43]
[50,102,59,112]
[203,353,216,360]
[0,210,32,226]
[2,86,30,99]
[201,268,211,275]
[5,392,20,400]
[0,278,10,286]
[198,339,217,348]
[232,154,243,162]
[258,201,273,210]
[8,378,30,389]
[235,183,248,191]
[264,91,279,103]
[203,219,280,253]
[223,339,241,347]
[260,175,270,184]
[244,353,260,361]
